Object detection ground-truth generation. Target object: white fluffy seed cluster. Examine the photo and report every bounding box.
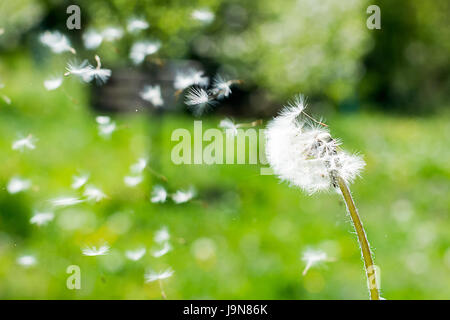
[265,95,365,194]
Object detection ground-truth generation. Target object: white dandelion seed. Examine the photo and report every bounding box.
[30,211,54,226]
[83,29,103,49]
[140,85,164,107]
[191,9,215,24]
[96,116,111,125]
[71,173,89,189]
[124,175,143,187]
[82,244,110,256]
[185,87,215,116]
[127,18,149,33]
[98,121,116,138]
[85,55,111,84]
[64,60,94,82]
[1,94,11,105]
[172,188,195,204]
[130,40,161,65]
[43,76,63,91]
[210,75,239,99]
[174,69,209,91]
[7,177,31,194]
[130,158,147,174]
[150,185,167,203]
[51,196,84,207]
[40,31,75,54]
[265,94,365,194]
[125,248,146,261]
[154,227,170,243]
[17,255,37,267]
[219,118,239,137]
[301,249,333,276]
[145,267,174,283]
[101,26,123,41]
[152,242,172,258]
[83,185,107,202]
[12,135,36,151]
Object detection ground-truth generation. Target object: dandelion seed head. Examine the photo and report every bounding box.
[265,94,365,194]
[151,185,167,203]
[211,75,233,98]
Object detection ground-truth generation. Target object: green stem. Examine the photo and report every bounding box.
[337,176,380,300]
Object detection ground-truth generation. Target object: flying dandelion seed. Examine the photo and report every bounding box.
[39,31,75,54]
[219,118,239,136]
[82,244,110,256]
[185,87,216,116]
[64,60,94,82]
[172,188,195,204]
[151,242,172,258]
[144,267,174,283]
[1,94,11,104]
[127,18,149,33]
[174,69,209,91]
[150,185,167,203]
[130,40,161,64]
[140,85,164,107]
[124,175,143,187]
[7,177,31,194]
[301,249,333,276]
[17,255,37,267]
[86,55,112,85]
[96,116,111,125]
[30,211,54,226]
[43,77,63,91]
[191,9,215,24]
[130,158,147,174]
[154,227,170,243]
[51,196,84,207]
[125,248,146,261]
[83,185,107,202]
[71,173,89,189]
[210,75,241,99]
[12,135,36,151]
[83,29,103,49]
[101,26,123,41]
[98,121,116,138]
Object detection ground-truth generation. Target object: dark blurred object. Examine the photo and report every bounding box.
[360,0,450,113]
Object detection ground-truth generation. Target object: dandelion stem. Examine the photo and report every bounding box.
[337,176,380,300]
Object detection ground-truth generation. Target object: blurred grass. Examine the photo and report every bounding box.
[0,54,449,299]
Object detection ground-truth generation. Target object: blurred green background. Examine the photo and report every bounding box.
[0,0,449,299]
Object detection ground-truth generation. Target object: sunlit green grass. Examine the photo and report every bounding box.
[0,54,449,299]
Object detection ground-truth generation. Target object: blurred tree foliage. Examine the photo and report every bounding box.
[0,0,448,113]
